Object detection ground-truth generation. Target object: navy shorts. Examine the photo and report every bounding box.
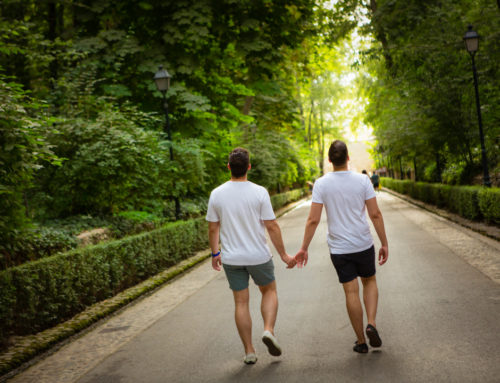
[330,245,376,284]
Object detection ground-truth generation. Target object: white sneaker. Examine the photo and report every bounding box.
[262,330,282,356]
[244,353,257,364]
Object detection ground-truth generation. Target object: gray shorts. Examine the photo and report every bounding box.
[222,259,275,291]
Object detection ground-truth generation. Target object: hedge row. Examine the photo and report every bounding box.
[381,178,500,223]
[0,188,309,346]
[0,218,208,345]
[271,188,309,210]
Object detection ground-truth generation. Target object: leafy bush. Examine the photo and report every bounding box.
[270,188,308,210]
[37,107,175,217]
[1,213,168,270]
[0,228,77,271]
[415,182,433,203]
[381,178,496,222]
[448,186,481,220]
[0,218,208,344]
[478,188,500,224]
[0,75,59,253]
[162,197,209,221]
[436,185,452,208]
[110,211,164,237]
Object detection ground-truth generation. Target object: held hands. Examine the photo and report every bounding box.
[294,248,308,268]
[281,253,297,269]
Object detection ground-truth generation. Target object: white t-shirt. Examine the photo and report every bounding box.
[312,171,376,254]
[206,181,276,266]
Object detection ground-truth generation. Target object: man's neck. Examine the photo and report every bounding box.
[231,175,248,182]
[333,165,348,172]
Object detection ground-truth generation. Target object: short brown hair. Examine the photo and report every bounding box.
[228,147,250,177]
[328,140,348,166]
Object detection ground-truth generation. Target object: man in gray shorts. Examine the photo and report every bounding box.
[206,148,296,365]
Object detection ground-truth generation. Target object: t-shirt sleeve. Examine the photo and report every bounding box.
[365,176,376,200]
[260,190,276,220]
[311,179,323,204]
[205,192,220,222]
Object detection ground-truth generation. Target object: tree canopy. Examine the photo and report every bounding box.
[1,0,498,254]
[0,0,349,249]
[333,0,499,184]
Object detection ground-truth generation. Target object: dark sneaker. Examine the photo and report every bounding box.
[353,341,369,353]
[366,324,382,347]
[262,330,282,356]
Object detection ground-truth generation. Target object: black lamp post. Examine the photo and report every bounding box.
[463,26,491,187]
[154,65,181,219]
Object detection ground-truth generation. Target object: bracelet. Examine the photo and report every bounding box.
[211,251,221,257]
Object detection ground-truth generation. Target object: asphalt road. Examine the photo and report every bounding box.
[12,192,500,383]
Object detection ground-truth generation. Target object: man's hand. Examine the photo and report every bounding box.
[295,249,308,268]
[378,246,388,266]
[281,254,296,269]
[212,255,222,271]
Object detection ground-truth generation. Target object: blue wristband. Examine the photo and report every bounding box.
[212,251,221,257]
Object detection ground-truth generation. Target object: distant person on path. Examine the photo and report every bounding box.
[371,171,380,191]
[295,140,389,354]
[206,147,296,365]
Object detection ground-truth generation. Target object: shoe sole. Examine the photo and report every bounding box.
[262,335,282,356]
[366,326,382,348]
[353,344,368,354]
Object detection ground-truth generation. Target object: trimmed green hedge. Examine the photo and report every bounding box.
[0,219,207,345]
[381,178,500,223]
[0,187,309,346]
[271,188,308,210]
[478,188,500,223]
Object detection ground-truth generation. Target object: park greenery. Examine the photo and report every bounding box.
[1,1,499,269]
[347,0,499,184]
[1,0,347,260]
[381,178,500,223]
[0,0,499,362]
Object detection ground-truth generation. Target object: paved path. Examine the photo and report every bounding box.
[10,192,500,383]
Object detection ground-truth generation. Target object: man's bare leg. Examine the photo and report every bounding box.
[258,281,278,334]
[342,278,366,344]
[361,275,378,327]
[233,288,255,354]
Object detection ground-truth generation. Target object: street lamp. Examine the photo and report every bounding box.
[154,65,181,219]
[463,26,491,187]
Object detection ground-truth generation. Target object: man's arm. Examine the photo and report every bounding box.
[208,221,222,271]
[295,202,323,267]
[365,197,389,265]
[263,219,295,268]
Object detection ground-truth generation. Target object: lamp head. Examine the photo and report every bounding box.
[463,25,479,54]
[154,65,171,93]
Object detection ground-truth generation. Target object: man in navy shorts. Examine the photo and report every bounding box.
[295,140,389,353]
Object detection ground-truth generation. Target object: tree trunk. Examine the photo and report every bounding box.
[369,0,394,73]
[307,99,314,149]
[242,96,254,115]
[413,156,418,181]
[435,152,442,183]
[296,76,306,137]
[318,106,325,175]
[48,1,58,88]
